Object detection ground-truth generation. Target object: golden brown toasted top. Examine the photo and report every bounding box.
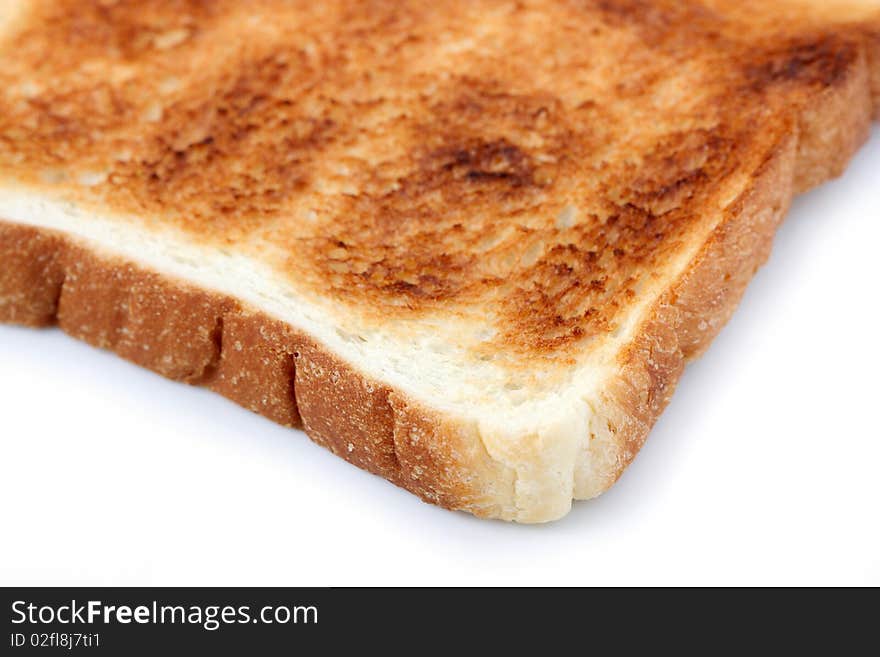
[0,0,876,359]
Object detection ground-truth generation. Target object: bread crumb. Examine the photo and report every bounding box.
[154,29,190,50]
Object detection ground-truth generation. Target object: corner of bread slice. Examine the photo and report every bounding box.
[463,400,587,523]
[423,335,679,524]
[476,393,646,523]
[458,353,684,524]
[464,121,808,523]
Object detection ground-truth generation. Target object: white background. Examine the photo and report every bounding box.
[1,130,878,587]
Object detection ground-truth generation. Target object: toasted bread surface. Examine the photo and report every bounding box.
[0,0,877,521]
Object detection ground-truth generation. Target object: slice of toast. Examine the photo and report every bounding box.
[0,1,877,522]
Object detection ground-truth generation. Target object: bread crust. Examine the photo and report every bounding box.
[592,34,875,494]
[595,128,797,488]
[0,3,877,522]
[868,27,880,118]
[0,220,521,519]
